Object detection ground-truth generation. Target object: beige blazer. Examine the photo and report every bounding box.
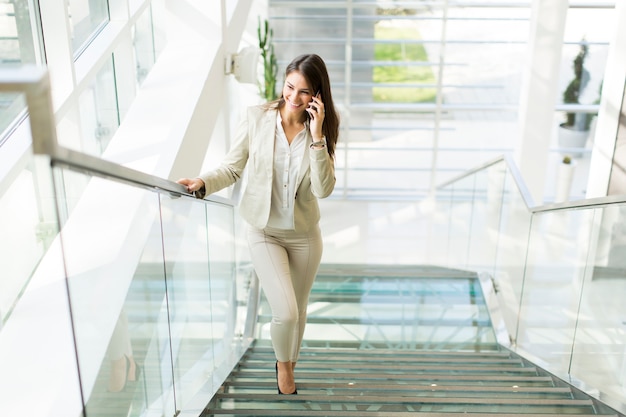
[198,105,336,232]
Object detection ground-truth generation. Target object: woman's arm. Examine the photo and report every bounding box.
[177,114,251,198]
[309,146,335,198]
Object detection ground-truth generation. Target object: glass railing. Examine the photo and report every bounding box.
[432,154,626,415]
[0,69,259,417]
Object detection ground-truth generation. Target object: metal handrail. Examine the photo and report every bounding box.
[0,66,232,207]
[49,145,232,206]
[437,153,626,214]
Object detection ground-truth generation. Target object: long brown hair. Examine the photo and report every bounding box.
[268,54,340,158]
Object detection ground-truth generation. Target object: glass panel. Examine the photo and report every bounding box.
[0,0,41,65]
[67,0,109,55]
[0,92,25,142]
[133,3,166,86]
[570,204,626,409]
[516,207,595,373]
[77,56,119,155]
[446,175,475,268]
[159,196,240,410]
[0,154,57,327]
[159,195,214,409]
[466,167,494,271]
[492,168,532,338]
[430,157,626,411]
[0,157,83,417]
[205,202,242,378]
[55,167,175,417]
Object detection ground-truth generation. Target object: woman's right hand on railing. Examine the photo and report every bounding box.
[176,177,206,196]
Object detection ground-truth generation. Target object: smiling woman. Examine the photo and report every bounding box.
[177,53,340,396]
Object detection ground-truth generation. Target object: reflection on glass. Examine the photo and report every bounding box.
[159,196,238,409]
[516,209,592,371]
[0,0,43,139]
[133,2,166,86]
[0,155,55,328]
[55,167,174,417]
[205,203,239,373]
[78,56,119,155]
[0,92,25,141]
[570,206,626,407]
[494,170,532,337]
[159,195,214,409]
[67,0,109,55]
[0,0,40,64]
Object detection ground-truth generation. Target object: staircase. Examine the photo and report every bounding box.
[203,265,621,416]
[204,344,618,416]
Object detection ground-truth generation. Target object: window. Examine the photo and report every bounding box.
[67,0,109,55]
[0,0,43,141]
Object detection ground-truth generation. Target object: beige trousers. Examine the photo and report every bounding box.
[246,224,323,362]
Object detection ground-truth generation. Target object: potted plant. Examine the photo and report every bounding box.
[257,17,278,101]
[558,41,591,157]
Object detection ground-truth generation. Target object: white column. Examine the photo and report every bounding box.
[586,1,626,198]
[515,0,568,204]
[585,2,626,271]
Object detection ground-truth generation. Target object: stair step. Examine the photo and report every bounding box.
[223,380,573,397]
[245,352,524,365]
[206,411,616,417]
[251,346,510,358]
[229,370,555,385]
[237,362,538,374]
[210,393,597,414]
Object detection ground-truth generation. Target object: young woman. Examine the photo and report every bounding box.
[177,54,339,395]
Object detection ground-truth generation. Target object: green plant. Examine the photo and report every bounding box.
[373,24,436,103]
[257,17,278,101]
[562,155,572,164]
[562,41,591,131]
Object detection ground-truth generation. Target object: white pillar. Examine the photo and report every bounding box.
[586,1,626,198]
[585,2,626,271]
[515,0,568,204]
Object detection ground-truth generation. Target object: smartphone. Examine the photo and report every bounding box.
[306,90,321,120]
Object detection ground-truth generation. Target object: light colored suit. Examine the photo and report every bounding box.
[199,105,336,232]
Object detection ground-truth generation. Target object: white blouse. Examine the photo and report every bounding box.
[267,112,309,229]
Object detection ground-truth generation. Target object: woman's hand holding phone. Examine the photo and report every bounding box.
[306,91,325,141]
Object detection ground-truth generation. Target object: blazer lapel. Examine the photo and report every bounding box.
[258,109,277,179]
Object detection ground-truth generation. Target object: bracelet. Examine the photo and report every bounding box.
[310,140,326,149]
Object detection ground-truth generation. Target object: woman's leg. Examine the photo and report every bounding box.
[247,227,299,362]
[285,225,323,363]
[246,225,323,391]
[247,226,299,394]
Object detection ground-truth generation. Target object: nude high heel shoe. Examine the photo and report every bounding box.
[275,361,297,395]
